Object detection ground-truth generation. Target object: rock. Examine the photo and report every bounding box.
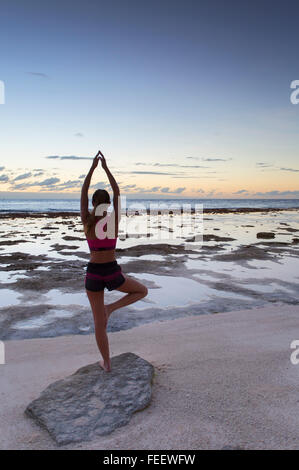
[186,234,235,242]
[25,353,155,445]
[256,232,275,239]
[214,245,273,262]
[50,243,80,251]
[279,227,298,233]
[62,235,85,241]
[0,240,30,246]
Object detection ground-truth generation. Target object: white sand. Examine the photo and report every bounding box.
[1,304,299,450]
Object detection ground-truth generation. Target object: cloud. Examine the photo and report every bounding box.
[205,189,216,197]
[34,171,44,177]
[196,188,219,197]
[173,187,185,194]
[131,171,179,175]
[0,174,9,182]
[27,72,49,78]
[135,162,209,169]
[131,186,161,193]
[90,182,109,190]
[12,178,60,189]
[38,177,60,186]
[121,184,137,190]
[13,172,32,181]
[54,180,81,189]
[255,163,299,172]
[46,155,92,160]
[201,158,226,162]
[0,166,5,171]
[61,156,91,160]
[153,163,181,167]
[74,132,84,137]
[159,187,185,194]
[180,165,209,168]
[279,167,299,173]
[171,176,199,178]
[256,162,273,167]
[253,190,299,197]
[187,157,232,162]
[79,174,86,179]
[10,177,66,191]
[133,187,147,192]
[129,186,184,194]
[173,175,220,179]
[11,183,30,190]
[234,189,249,194]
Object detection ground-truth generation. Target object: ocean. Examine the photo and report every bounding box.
[1,198,299,213]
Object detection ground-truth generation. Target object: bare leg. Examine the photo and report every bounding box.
[86,289,111,372]
[107,275,148,318]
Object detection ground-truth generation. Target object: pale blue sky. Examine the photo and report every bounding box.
[0,0,299,198]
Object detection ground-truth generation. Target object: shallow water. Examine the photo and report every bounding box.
[0,210,298,339]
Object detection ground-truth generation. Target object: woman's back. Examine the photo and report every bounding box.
[84,212,118,263]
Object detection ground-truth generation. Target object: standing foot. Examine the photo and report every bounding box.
[99,360,111,372]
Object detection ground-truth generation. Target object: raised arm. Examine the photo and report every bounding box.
[80,152,100,224]
[98,151,120,235]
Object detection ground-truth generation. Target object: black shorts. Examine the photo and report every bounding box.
[85,261,126,292]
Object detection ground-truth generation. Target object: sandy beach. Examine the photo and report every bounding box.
[1,303,299,450]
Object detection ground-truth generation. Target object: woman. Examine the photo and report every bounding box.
[81,150,148,372]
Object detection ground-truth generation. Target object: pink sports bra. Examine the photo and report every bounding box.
[86,220,117,251]
[87,237,117,251]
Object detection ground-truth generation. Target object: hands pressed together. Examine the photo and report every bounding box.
[91,149,108,171]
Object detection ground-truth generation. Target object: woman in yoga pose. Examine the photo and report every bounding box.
[81,150,148,372]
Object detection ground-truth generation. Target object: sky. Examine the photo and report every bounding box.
[0,0,299,199]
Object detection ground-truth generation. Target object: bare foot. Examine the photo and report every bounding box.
[99,360,111,372]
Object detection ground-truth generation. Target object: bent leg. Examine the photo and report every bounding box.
[86,289,111,371]
[107,275,148,317]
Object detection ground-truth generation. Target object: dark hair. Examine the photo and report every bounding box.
[92,189,111,206]
[85,189,111,233]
